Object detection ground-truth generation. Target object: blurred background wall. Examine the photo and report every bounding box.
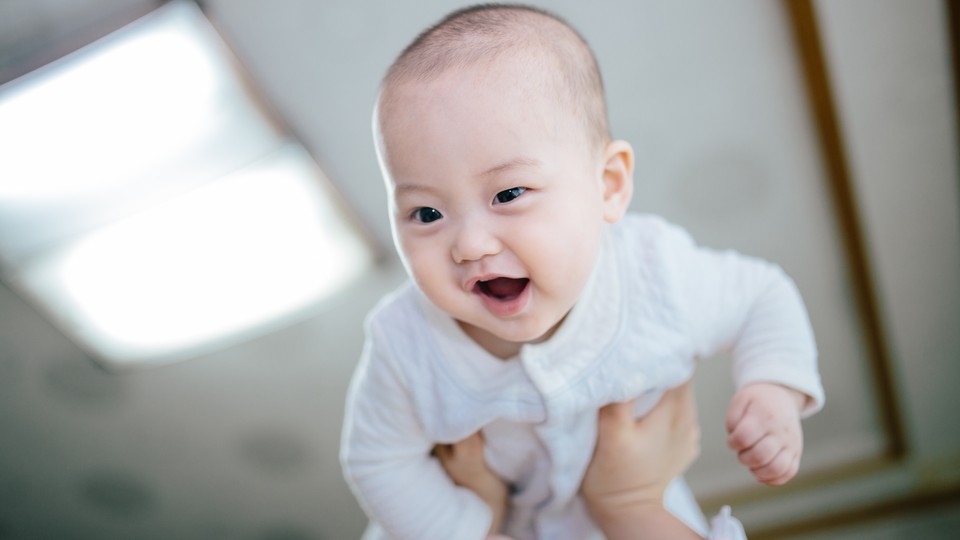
[0,0,957,538]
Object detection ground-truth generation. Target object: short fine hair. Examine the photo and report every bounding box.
[380,3,610,151]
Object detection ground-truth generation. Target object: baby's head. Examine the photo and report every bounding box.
[381,4,611,157]
[375,4,634,359]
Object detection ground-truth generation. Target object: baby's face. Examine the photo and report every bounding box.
[377,61,612,358]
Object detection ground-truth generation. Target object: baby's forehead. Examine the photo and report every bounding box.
[379,52,562,125]
[381,85,583,179]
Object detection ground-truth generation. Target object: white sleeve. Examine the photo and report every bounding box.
[666,223,824,416]
[340,323,492,540]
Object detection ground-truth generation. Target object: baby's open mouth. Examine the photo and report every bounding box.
[476,277,530,301]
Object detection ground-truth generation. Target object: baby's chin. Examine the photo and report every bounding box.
[462,315,568,352]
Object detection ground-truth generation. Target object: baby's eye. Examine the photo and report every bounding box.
[494,187,526,204]
[412,207,443,223]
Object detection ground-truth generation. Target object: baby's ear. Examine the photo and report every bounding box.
[600,140,634,223]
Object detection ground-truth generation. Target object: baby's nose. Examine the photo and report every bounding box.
[451,222,502,263]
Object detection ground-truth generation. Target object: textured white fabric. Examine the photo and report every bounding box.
[341,213,823,540]
[708,506,748,540]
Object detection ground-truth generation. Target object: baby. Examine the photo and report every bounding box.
[341,4,824,540]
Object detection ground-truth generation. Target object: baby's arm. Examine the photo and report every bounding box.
[697,254,820,485]
[660,218,824,485]
[709,260,820,485]
[341,335,495,540]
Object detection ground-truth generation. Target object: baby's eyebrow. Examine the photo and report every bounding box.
[480,157,541,177]
[393,183,436,196]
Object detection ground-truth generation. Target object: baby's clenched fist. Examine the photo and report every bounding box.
[725,382,807,486]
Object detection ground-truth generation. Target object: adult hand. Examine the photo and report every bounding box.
[435,432,509,535]
[581,380,704,540]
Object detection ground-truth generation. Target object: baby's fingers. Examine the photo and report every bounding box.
[726,412,764,452]
[735,434,781,469]
[749,447,799,486]
[725,390,751,434]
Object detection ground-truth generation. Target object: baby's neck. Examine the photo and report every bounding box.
[457,321,523,360]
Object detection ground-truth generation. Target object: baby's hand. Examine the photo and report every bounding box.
[725,382,807,486]
[434,432,509,535]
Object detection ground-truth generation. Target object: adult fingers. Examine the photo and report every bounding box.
[432,443,452,459]
[597,399,636,432]
[435,432,485,461]
[667,380,698,431]
[636,380,695,429]
[451,432,485,460]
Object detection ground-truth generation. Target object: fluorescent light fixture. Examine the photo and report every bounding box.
[16,145,372,366]
[0,2,373,368]
[0,1,281,268]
